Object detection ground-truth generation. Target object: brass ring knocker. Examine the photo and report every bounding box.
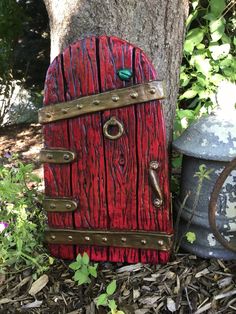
[103,117,124,140]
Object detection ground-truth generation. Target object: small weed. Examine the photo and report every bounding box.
[69,252,98,285]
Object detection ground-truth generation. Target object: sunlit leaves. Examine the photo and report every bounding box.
[184,28,205,53]
[209,17,226,41]
[209,43,230,60]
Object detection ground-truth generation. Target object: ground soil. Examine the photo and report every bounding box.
[0,124,236,314]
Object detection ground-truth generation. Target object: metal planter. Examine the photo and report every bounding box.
[173,113,236,259]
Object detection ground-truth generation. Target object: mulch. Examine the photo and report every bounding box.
[0,255,236,314]
[0,124,236,313]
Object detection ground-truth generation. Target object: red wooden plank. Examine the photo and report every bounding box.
[99,36,139,263]
[62,37,108,261]
[43,56,74,260]
[134,49,172,264]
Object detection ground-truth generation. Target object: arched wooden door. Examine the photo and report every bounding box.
[39,36,173,264]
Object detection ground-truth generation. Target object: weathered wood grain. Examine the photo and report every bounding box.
[62,37,108,261]
[135,48,172,263]
[43,35,172,264]
[43,56,74,259]
[99,36,139,263]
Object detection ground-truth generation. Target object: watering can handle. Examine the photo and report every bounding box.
[208,158,236,253]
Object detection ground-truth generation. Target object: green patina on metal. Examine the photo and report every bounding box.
[117,68,132,81]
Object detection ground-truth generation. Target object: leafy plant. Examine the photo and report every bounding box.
[95,280,125,314]
[175,0,236,137]
[0,154,52,274]
[174,164,213,252]
[69,252,98,285]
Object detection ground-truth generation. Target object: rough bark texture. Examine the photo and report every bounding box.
[43,0,189,144]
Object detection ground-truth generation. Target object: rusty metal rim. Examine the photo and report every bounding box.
[208,158,236,252]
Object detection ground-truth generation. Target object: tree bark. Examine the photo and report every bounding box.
[43,0,189,144]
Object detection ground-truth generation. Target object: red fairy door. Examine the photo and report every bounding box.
[40,36,173,264]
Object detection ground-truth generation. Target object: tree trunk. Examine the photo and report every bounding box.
[43,0,189,144]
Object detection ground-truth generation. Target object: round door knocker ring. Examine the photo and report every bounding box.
[103,117,124,140]
[209,157,236,253]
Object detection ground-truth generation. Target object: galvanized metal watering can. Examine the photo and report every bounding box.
[173,88,236,259]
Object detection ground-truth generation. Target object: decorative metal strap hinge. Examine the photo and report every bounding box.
[39,80,165,124]
[45,229,173,251]
[39,149,76,164]
[43,198,78,212]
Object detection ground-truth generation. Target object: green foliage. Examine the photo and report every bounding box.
[0,0,49,125]
[186,232,196,244]
[176,0,236,137]
[95,280,125,314]
[69,252,98,285]
[0,154,52,274]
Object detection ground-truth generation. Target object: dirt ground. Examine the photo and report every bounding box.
[1,124,236,314]
[0,123,43,178]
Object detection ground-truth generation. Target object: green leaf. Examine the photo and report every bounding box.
[209,18,225,42]
[96,293,108,307]
[186,232,196,244]
[74,270,89,285]
[196,43,205,50]
[17,239,23,252]
[209,74,224,86]
[76,253,82,262]
[108,299,117,311]
[82,252,89,265]
[88,266,97,278]
[194,56,211,76]
[180,72,190,87]
[209,43,230,60]
[210,0,225,17]
[179,90,197,100]
[186,10,198,28]
[69,261,80,270]
[106,280,117,296]
[184,28,205,53]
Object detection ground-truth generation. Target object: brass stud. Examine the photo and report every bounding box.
[46,153,53,160]
[154,198,162,207]
[121,237,127,243]
[46,113,51,118]
[141,239,147,245]
[149,161,159,170]
[93,100,100,106]
[66,203,72,209]
[68,235,73,240]
[51,235,56,240]
[158,240,164,246]
[50,203,56,209]
[76,104,83,109]
[62,108,68,114]
[112,95,119,102]
[63,154,70,161]
[102,237,108,242]
[85,236,90,241]
[149,87,156,94]
[130,92,138,99]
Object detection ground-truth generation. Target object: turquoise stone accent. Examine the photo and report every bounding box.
[117,68,133,81]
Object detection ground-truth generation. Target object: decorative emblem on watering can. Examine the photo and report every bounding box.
[173,81,236,259]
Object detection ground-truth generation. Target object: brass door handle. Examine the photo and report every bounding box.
[103,117,124,140]
[149,161,163,208]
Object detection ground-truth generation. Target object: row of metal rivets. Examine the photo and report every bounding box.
[46,153,71,160]
[49,203,72,209]
[45,87,157,118]
[50,235,164,246]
